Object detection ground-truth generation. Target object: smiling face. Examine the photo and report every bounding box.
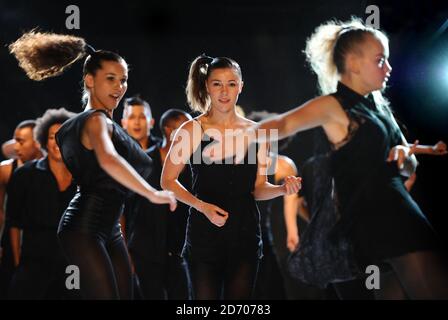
[85,60,128,111]
[46,123,63,162]
[206,67,243,114]
[353,34,392,94]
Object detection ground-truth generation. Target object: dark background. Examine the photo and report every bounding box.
[1,0,447,242]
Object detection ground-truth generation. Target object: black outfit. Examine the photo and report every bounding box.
[254,170,286,300]
[289,82,440,291]
[6,157,77,299]
[56,109,152,299]
[183,121,263,299]
[0,159,18,299]
[125,145,191,300]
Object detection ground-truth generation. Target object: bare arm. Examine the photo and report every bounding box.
[0,171,5,260]
[161,120,229,227]
[0,163,12,234]
[10,227,21,267]
[161,120,203,209]
[276,156,302,252]
[85,112,174,208]
[412,141,447,156]
[253,143,301,200]
[255,96,335,142]
[0,179,6,236]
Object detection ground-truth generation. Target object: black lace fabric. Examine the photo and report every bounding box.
[287,152,361,289]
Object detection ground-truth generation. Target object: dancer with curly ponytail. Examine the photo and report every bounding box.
[9,31,177,299]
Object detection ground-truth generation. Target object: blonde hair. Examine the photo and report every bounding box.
[304,17,390,110]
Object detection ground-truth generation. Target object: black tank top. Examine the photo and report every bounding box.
[183,120,263,261]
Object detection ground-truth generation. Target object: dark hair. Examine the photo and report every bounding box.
[9,30,126,105]
[34,108,76,150]
[81,50,126,105]
[16,119,37,131]
[186,55,242,113]
[159,109,192,138]
[122,95,152,119]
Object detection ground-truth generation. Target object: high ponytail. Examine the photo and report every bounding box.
[186,54,242,113]
[9,30,89,81]
[304,21,344,95]
[304,17,388,95]
[305,17,393,119]
[10,29,127,107]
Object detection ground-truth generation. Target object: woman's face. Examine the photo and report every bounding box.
[206,67,243,114]
[47,123,63,162]
[85,60,128,110]
[356,35,392,94]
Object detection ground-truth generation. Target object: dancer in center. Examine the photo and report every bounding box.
[161,55,301,300]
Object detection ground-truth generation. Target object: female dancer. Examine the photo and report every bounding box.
[161,55,301,299]
[209,19,448,299]
[9,31,176,299]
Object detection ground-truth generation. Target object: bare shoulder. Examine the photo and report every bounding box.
[84,111,109,129]
[277,154,298,176]
[177,118,201,133]
[0,159,14,185]
[236,115,257,128]
[307,95,341,111]
[0,159,14,167]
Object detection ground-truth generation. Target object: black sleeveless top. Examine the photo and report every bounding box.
[56,109,152,197]
[330,83,438,263]
[183,121,263,261]
[56,109,152,237]
[289,82,439,287]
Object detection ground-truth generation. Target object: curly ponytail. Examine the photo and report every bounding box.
[9,29,88,81]
[10,30,127,107]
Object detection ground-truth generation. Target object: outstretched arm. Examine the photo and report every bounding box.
[412,141,447,156]
[254,96,335,142]
[85,112,176,210]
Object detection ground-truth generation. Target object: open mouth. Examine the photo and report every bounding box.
[110,93,121,101]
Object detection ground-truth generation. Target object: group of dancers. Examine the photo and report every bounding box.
[0,17,447,299]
